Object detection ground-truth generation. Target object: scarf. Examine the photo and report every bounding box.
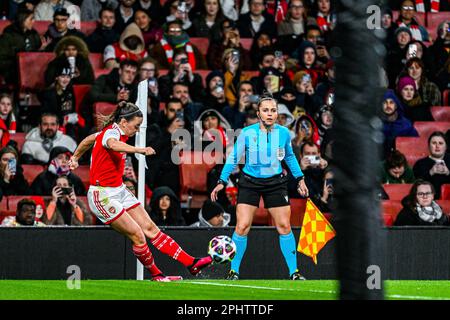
[397,21,423,41]
[316,12,333,32]
[416,201,443,222]
[161,36,196,70]
[415,0,440,12]
[0,113,16,134]
[48,158,70,176]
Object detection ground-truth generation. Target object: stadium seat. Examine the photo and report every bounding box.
[33,21,51,35]
[179,150,222,209]
[7,196,25,214]
[73,84,92,114]
[18,52,55,92]
[190,37,209,57]
[430,107,450,121]
[381,200,403,223]
[73,165,90,190]
[436,200,450,215]
[427,12,448,36]
[268,198,308,227]
[0,20,11,34]
[441,184,450,200]
[80,21,97,36]
[93,102,116,129]
[9,132,27,152]
[392,11,426,27]
[395,136,428,167]
[94,68,110,79]
[383,184,413,201]
[88,53,104,71]
[413,121,450,138]
[0,197,8,214]
[443,89,449,106]
[22,164,45,186]
[240,38,253,51]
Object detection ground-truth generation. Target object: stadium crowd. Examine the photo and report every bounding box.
[0,0,448,227]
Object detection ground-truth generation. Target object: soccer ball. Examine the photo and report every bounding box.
[208,235,236,264]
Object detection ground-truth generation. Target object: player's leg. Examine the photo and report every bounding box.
[126,201,212,275]
[228,203,258,279]
[268,205,305,280]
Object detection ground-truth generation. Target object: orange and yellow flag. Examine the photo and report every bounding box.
[297,199,336,264]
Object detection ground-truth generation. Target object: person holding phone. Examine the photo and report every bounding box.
[210,94,309,280]
[43,175,91,226]
[0,146,30,196]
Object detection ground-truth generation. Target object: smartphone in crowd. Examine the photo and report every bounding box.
[305,155,321,165]
[60,187,74,195]
[176,110,184,121]
[7,158,16,175]
[248,94,260,104]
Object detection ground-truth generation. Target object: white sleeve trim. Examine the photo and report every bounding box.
[102,129,120,148]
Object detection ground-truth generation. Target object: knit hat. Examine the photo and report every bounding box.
[200,110,220,123]
[205,70,224,87]
[201,200,224,221]
[56,60,72,77]
[395,26,412,38]
[53,7,70,18]
[397,76,417,93]
[49,146,72,164]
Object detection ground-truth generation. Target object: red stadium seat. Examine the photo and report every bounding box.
[22,165,45,186]
[0,197,8,214]
[88,53,104,71]
[7,196,25,214]
[268,198,308,227]
[240,38,253,51]
[383,184,413,201]
[441,184,450,200]
[179,150,222,209]
[381,200,403,223]
[73,165,90,190]
[33,21,51,35]
[430,107,450,121]
[443,89,449,106]
[392,11,426,27]
[395,136,428,167]
[93,102,116,129]
[80,21,98,36]
[436,200,450,215]
[73,84,92,113]
[94,68,110,79]
[427,12,448,35]
[190,37,209,57]
[0,20,11,34]
[413,121,450,138]
[18,52,55,92]
[9,132,27,153]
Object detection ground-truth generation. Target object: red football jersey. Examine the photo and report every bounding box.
[90,123,128,187]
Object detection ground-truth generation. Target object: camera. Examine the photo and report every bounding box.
[179,57,188,64]
[148,78,157,87]
[305,155,320,165]
[407,44,418,58]
[175,110,184,121]
[325,178,334,188]
[302,74,311,83]
[60,187,73,195]
[231,50,240,64]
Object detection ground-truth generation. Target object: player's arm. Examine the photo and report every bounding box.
[106,138,156,156]
[69,133,97,170]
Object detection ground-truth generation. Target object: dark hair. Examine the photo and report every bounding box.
[405,57,426,83]
[300,141,318,156]
[99,6,115,19]
[123,176,137,190]
[55,175,70,185]
[0,93,15,124]
[123,35,142,51]
[306,24,322,35]
[386,150,408,170]
[166,97,183,109]
[120,59,139,70]
[17,198,36,213]
[237,80,254,93]
[102,102,143,128]
[139,57,159,77]
[15,8,34,30]
[404,179,435,209]
[200,0,224,22]
[40,112,59,124]
[0,146,19,178]
[257,92,277,109]
[428,131,447,146]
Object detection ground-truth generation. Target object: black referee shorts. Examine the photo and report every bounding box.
[237,172,290,209]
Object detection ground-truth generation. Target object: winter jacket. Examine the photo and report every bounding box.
[44,24,86,53]
[81,0,119,21]
[0,164,31,196]
[190,15,224,43]
[34,0,78,21]
[194,108,232,150]
[85,26,120,54]
[190,210,231,227]
[42,199,91,226]
[394,197,449,226]
[147,186,185,226]
[21,127,77,165]
[413,154,450,199]
[237,12,277,39]
[380,162,415,184]
[89,68,138,104]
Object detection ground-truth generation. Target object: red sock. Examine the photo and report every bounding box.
[151,231,195,267]
[132,243,162,277]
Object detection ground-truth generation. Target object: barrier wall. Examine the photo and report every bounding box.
[0,227,449,280]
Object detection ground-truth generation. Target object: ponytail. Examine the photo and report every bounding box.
[100,102,143,128]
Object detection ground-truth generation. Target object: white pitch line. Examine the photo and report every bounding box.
[188,281,449,300]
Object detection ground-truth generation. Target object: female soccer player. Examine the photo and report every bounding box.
[69,102,212,281]
[211,95,309,280]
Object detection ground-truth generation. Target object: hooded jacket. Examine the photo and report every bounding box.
[45,36,95,86]
[148,186,185,226]
[190,210,231,227]
[21,127,77,165]
[104,23,148,64]
[292,113,321,150]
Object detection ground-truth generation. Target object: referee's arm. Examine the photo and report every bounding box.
[219,130,246,184]
[284,134,304,182]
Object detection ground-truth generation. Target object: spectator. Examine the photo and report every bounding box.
[222,80,256,129]
[114,0,136,34]
[252,65,291,95]
[237,0,277,39]
[395,0,429,42]
[133,8,163,49]
[138,57,161,123]
[134,0,164,25]
[0,94,17,148]
[190,0,225,42]
[0,198,46,227]
[85,6,120,54]
[311,167,334,213]
[190,199,231,227]
[386,26,412,88]
[278,86,301,114]
[7,0,37,20]
[313,0,335,34]
[265,0,289,23]
[315,59,335,103]
[29,195,46,224]
[89,59,138,104]
[103,22,147,70]
[292,114,320,153]
[381,150,416,184]
[163,0,193,31]
[394,179,449,226]
[170,82,204,133]
[277,0,315,37]
[381,7,397,50]
[292,70,323,116]
[43,175,91,225]
[147,186,186,226]
[315,104,333,140]
[40,60,87,141]
[45,35,95,86]
[276,103,295,137]
[402,57,441,106]
[21,113,77,165]
[43,7,86,52]
[81,0,118,21]
[149,19,207,70]
[413,131,450,199]
[292,40,325,88]
[396,75,433,122]
[200,70,229,114]
[194,109,231,150]
[0,146,31,196]
[430,21,450,91]
[31,146,85,195]
[0,8,43,84]
[158,50,204,102]
[34,0,80,22]
[221,48,253,106]
[249,30,276,70]
[380,89,418,155]
[123,175,137,195]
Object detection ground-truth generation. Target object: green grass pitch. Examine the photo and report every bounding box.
[0,280,449,300]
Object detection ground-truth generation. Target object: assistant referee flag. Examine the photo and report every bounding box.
[297,199,336,264]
